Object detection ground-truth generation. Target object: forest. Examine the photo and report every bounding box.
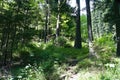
[0,0,120,80]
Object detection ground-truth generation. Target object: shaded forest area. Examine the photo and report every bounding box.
[0,0,120,80]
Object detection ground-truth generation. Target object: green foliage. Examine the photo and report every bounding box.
[100,61,120,80]
[92,0,114,38]
[94,34,116,64]
[11,37,119,80]
[78,59,93,68]
[14,64,46,80]
[96,34,113,45]
[11,42,89,79]
[81,14,88,42]
[19,51,31,64]
[0,0,119,80]
[55,36,68,47]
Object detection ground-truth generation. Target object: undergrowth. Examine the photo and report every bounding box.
[8,34,120,80]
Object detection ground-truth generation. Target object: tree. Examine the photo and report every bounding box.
[85,0,93,41]
[56,0,61,38]
[0,0,42,67]
[85,0,95,56]
[44,0,50,43]
[102,0,120,56]
[74,0,82,48]
[114,0,120,56]
[92,0,114,39]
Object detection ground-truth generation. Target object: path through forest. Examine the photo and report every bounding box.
[60,65,101,80]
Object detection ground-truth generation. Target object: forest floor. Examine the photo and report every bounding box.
[1,38,120,80]
[1,57,120,80]
[56,56,120,80]
[64,66,101,80]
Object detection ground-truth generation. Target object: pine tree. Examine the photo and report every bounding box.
[74,0,82,49]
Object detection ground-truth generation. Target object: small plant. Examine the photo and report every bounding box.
[55,36,68,47]
[78,59,94,68]
[15,64,46,80]
[100,61,120,80]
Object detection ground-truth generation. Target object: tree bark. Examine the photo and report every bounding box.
[44,0,50,43]
[56,0,61,38]
[44,9,48,43]
[114,0,120,56]
[85,0,95,56]
[85,0,93,41]
[74,0,82,49]
[116,23,120,56]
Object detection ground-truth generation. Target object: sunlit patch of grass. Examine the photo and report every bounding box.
[100,60,120,80]
[78,59,94,68]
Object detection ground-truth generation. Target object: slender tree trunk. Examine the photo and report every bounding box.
[2,23,10,66]
[114,0,120,56]
[0,26,6,50]
[116,23,120,56]
[47,0,51,36]
[85,0,95,56]
[44,0,50,43]
[10,24,17,66]
[56,0,61,38]
[86,0,93,41]
[44,9,48,43]
[74,0,82,48]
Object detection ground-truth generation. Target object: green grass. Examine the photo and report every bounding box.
[10,41,89,80]
[9,34,120,80]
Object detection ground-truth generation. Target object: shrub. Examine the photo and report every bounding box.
[55,36,67,47]
[19,51,31,64]
[14,64,46,80]
[63,43,72,48]
[78,59,94,68]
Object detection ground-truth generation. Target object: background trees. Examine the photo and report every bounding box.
[0,0,41,66]
[93,0,120,56]
[0,0,120,79]
[0,0,119,66]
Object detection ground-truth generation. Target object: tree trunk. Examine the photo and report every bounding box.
[114,0,120,56]
[56,0,61,38]
[116,23,120,56]
[85,0,93,41]
[2,23,10,66]
[85,0,95,56]
[74,0,82,49]
[44,0,50,43]
[44,9,48,43]
[10,24,17,66]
